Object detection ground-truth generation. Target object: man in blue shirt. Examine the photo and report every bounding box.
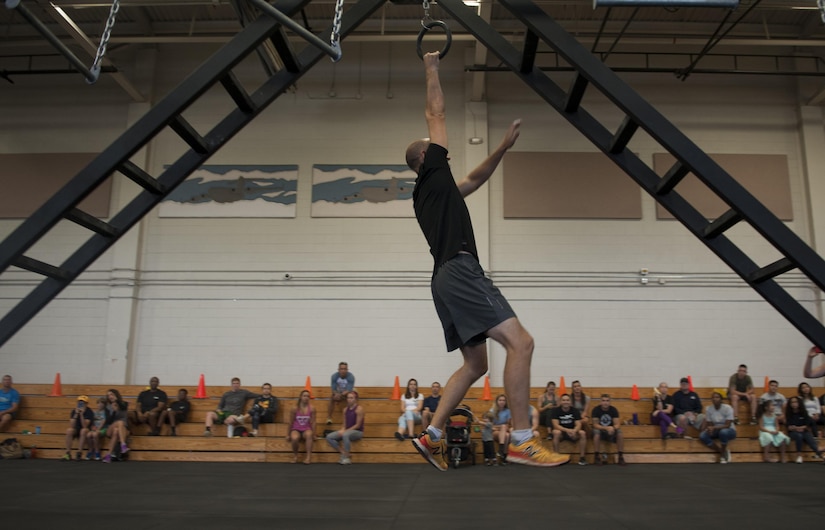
[0,374,21,433]
[326,362,355,425]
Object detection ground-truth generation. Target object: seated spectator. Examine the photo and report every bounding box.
[102,389,130,463]
[759,379,786,423]
[551,393,587,466]
[571,380,591,434]
[785,396,823,463]
[651,382,682,439]
[395,378,423,441]
[803,346,825,379]
[536,381,557,440]
[62,395,94,461]
[728,364,757,425]
[159,389,190,436]
[757,400,789,463]
[244,383,277,436]
[421,382,442,431]
[203,377,257,437]
[326,362,355,425]
[0,374,20,433]
[288,390,316,464]
[673,377,704,436]
[592,394,626,466]
[85,397,107,460]
[488,394,511,464]
[699,391,737,464]
[325,390,365,465]
[129,376,167,436]
[798,382,824,438]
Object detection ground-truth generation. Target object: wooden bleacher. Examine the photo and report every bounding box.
[4,384,817,464]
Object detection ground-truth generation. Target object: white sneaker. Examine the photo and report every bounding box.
[796,456,803,464]
[341,457,352,465]
[719,455,728,464]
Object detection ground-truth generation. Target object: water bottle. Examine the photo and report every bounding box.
[632,413,639,425]
[35,426,41,435]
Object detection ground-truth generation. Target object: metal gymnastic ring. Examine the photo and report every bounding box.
[416,20,452,60]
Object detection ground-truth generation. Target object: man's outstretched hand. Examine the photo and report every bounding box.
[424,51,440,70]
[500,119,522,151]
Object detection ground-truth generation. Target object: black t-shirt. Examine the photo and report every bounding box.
[550,406,581,429]
[413,144,478,271]
[423,395,441,412]
[137,389,168,413]
[70,407,95,430]
[170,399,191,419]
[786,411,810,428]
[592,405,619,428]
[652,394,673,413]
[252,396,277,416]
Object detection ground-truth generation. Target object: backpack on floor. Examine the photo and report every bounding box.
[0,438,24,459]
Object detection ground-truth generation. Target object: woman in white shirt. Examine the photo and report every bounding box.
[395,378,423,440]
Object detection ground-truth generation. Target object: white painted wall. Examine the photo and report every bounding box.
[1,40,824,393]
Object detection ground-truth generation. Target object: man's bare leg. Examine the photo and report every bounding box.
[427,345,488,433]
[486,317,533,432]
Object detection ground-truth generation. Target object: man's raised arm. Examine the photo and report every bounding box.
[457,119,521,198]
[424,52,447,149]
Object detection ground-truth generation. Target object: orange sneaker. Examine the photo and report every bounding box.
[507,436,570,467]
[412,432,448,471]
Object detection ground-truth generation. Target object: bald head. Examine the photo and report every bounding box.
[405,139,430,172]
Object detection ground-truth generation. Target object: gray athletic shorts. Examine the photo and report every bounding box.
[431,253,516,351]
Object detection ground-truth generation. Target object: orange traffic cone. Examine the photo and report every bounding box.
[630,384,640,401]
[688,375,694,392]
[195,374,208,399]
[48,372,62,397]
[482,375,492,400]
[559,376,567,395]
[305,376,314,399]
[764,376,770,393]
[391,376,401,400]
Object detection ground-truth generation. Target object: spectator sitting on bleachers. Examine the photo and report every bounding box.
[536,381,557,440]
[129,376,167,436]
[803,346,825,379]
[159,388,190,436]
[0,374,20,433]
[798,382,824,438]
[85,397,107,460]
[244,383,277,436]
[421,382,442,432]
[102,389,130,463]
[728,364,757,425]
[488,394,511,464]
[673,377,704,437]
[203,377,257,437]
[288,389,316,464]
[784,396,823,464]
[759,380,786,423]
[651,382,682,439]
[757,400,789,463]
[62,395,94,461]
[325,390,365,465]
[395,378,423,441]
[592,394,626,466]
[699,391,737,464]
[326,362,355,425]
[551,393,587,466]
[570,380,591,434]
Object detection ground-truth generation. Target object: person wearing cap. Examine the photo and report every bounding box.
[63,395,95,461]
[130,376,168,436]
[672,377,704,438]
[0,374,20,433]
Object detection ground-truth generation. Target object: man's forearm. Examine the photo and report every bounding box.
[425,65,445,120]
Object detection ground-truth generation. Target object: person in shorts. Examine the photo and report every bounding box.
[0,374,20,433]
[591,394,626,466]
[407,52,567,470]
[550,394,587,466]
[159,388,190,436]
[203,377,257,437]
[672,377,704,436]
